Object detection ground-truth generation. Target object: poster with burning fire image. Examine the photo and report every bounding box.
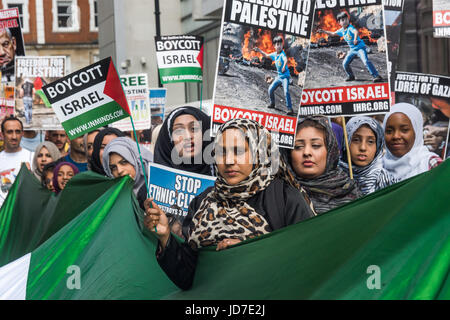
[300,0,391,117]
[212,0,315,148]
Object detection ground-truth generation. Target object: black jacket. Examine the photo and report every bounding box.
[155,178,314,290]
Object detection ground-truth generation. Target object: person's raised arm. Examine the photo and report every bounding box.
[317,28,338,37]
[253,47,271,59]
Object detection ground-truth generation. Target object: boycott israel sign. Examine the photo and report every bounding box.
[155,35,204,83]
[40,57,130,139]
[148,163,216,220]
[301,0,390,117]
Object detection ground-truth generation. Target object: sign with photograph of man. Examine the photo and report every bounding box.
[0,8,25,83]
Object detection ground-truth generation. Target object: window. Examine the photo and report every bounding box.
[52,0,79,32]
[4,0,30,33]
[89,0,98,32]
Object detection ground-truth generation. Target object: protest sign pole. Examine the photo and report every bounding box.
[199,82,203,112]
[341,116,354,180]
[129,115,156,231]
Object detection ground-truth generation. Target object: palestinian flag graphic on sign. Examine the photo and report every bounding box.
[155,35,204,84]
[39,57,131,139]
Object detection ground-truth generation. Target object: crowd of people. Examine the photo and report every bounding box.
[0,102,445,290]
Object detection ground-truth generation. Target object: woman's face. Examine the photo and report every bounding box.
[57,165,75,191]
[108,153,136,179]
[385,113,415,157]
[291,126,328,179]
[349,125,377,167]
[37,146,53,171]
[87,131,99,158]
[216,128,253,186]
[172,114,203,159]
[99,134,118,164]
[43,171,54,192]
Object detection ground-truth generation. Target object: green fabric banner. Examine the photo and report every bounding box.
[0,165,119,268]
[1,160,449,299]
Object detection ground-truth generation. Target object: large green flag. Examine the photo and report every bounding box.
[0,165,119,267]
[0,160,448,299]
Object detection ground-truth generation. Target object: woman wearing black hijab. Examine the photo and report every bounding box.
[89,127,126,175]
[153,106,214,176]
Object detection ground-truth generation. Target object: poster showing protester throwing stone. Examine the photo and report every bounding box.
[212,0,315,148]
[300,0,390,117]
[15,56,66,130]
[395,71,450,159]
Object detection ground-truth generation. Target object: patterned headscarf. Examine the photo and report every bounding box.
[339,116,398,195]
[188,118,279,249]
[280,116,361,214]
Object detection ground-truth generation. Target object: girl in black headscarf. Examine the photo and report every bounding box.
[89,127,126,175]
[144,118,314,290]
[280,116,361,214]
[153,106,214,176]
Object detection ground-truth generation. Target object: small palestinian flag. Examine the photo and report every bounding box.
[39,57,131,139]
[155,35,204,84]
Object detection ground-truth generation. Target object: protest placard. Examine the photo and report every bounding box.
[148,163,216,220]
[395,71,450,159]
[149,88,167,127]
[211,0,315,148]
[111,73,150,132]
[383,0,404,104]
[0,8,25,84]
[433,0,450,38]
[39,57,130,139]
[0,84,14,119]
[14,56,66,130]
[155,35,204,84]
[301,0,390,117]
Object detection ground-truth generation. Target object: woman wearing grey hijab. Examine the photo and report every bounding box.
[102,137,153,209]
[32,141,61,180]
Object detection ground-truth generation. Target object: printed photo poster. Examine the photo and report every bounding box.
[0,83,14,119]
[149,88,167,127]
[383,0,404,104]
[148,163,216,221]
[301,0,390,117]
[111,73,151,132]
[433,0,450,38]
[40,57,130,139]
[155,35,204,84]
[0,8,26,83]
[395,71,450,159]
[14,56,66,130]
[212,0,316,148]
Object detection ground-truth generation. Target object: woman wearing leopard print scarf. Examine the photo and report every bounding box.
[144,118,315,290]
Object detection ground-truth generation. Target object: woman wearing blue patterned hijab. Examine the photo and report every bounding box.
[339,116,397,195]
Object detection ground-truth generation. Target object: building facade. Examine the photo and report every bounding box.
[98,0,222,108]
[0,0,99,73]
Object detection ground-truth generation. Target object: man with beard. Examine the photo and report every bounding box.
[48,130,69,155]
[61,135,88,172]
[0,116,33,206]
[0,28,17,83]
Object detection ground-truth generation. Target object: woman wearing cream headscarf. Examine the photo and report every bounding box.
[383,103,443,181]
[32,141,61,180]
